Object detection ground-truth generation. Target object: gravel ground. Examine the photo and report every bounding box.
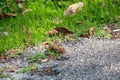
[1,37,120,80]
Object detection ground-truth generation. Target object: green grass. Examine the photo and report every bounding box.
[28,52,46,62]
[18,63,38,73]
[0,0,120,53]
[46,50,60,58]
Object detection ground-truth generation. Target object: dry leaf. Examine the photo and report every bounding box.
[0,54,8,60]
[55,27,73,35]
[22,8,31,15]
[31,69,36,75]
[24,43,32,48]
[0,32,8,37]
[48,45,66,54]
[0,13,16,19]
[0,55,5,59]
[118,16,120,19]
[103,24,112,34]
[79,27,94,38]
[79,34,89,38]
[43,67,51,74]
[64,34,73,38]
[45,53,56,59]
[46,27,73,37]
[37,57,49,64]
[9,68,16,72]
[0,8,16,18]
[56,56,69,61]
[40,58,49,63]
[111,32,120,39]
[18,3,23,9]
[88,27,94,37]
[45,29,59,36]
[8,48,20,55]
[113,32,119,38]
[64,2,84,16]
[42,42,49,48]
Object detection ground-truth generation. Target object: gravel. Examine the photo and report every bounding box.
[1,37,120,80]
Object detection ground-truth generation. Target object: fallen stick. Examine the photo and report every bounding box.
[5,13,17,17]
[112,29,120,32]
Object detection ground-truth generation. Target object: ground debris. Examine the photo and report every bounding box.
[55,27,73,35]
[103,23,120,39]
[40,65,60,76]
[45,27,73,37]
[22,8,32,15]
[88,27,94,37]
[48,44,66,54]
[64,2,84,16]
[18,3,23,9]
[8,48,20,55]
[56,56,69,61]
[79,34,89,38]
[0,54,9,61]
[0,32,8,37]
[45,29,59,36]
[79,27,94,38]
[103,24,112,34]
[6,68,16,72]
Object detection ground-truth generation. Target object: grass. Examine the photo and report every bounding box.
[46,50,60,58]
[28,52,46,62]
[0,0,120,54]
[18,63,38,73]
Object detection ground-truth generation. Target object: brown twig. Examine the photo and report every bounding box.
[5,13,17,17]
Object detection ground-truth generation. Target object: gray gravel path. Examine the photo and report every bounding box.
[1,37,120,80]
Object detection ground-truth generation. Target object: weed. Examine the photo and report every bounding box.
[95,30,112,38]
[46,50,60,59]
[28,52,46,62]
[18,63,38,73]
